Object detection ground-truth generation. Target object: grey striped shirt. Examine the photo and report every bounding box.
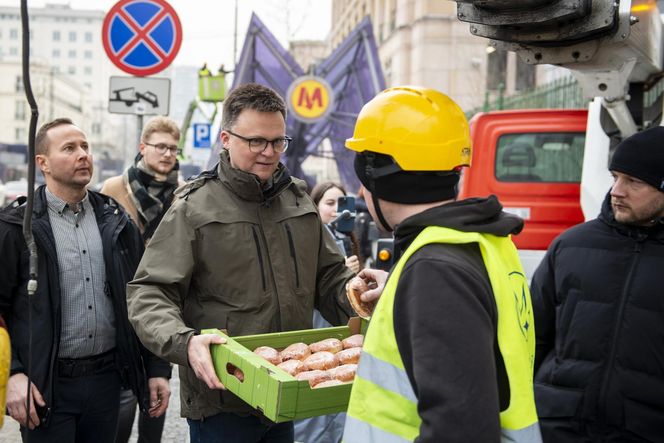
[46,188,116,358]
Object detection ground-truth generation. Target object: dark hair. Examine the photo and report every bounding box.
[222,83,287,130]
[36,117,75,155]
[310,181,347,206]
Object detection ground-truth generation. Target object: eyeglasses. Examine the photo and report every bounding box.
[144,142,181,156]
[225,129,291,154]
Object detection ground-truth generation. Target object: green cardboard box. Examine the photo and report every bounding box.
[203,317,366,423]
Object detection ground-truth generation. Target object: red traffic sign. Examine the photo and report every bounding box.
[102,0,182,76]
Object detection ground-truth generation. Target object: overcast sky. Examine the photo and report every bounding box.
[2,0,331,68]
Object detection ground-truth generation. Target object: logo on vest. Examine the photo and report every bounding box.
[509,271,531,340]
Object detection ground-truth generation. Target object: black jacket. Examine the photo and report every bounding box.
[531,193,664,442]
[0,186,170,424]
[391,196,524,443]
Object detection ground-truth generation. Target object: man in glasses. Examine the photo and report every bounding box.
[101,116,184,242]
[101,116,182,443]
[127,83,365,443]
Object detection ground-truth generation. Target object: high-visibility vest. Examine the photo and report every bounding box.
[344,226,542,443]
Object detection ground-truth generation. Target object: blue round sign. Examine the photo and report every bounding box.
[102,0,182,76]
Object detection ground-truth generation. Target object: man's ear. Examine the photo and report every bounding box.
[139,143,147,157]
[220,131,230,149]
[36,154,49,175]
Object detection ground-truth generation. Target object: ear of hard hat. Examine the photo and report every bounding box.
[345,86,472,171]
[609,126,664,192]
[354,152,459,204]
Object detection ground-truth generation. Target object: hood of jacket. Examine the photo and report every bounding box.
[598,191,664,243]
[393,195,524,257]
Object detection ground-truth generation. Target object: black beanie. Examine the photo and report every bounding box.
[354,152,460,204]
[609,126,664,193]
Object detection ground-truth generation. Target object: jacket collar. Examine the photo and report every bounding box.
[598,191,664,242]
[217,149,293,203]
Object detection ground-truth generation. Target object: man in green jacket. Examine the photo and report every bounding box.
[127,83,357,443]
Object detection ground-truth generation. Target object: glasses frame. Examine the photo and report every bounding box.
[144,142,181,156]
[225,129,292,154]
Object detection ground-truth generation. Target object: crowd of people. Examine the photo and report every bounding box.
[0,82,662,443]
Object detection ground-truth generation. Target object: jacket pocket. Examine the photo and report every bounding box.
[624,397,664,443]
[284,223,300,289]
[534,382,584,418]
[250,226,267,291]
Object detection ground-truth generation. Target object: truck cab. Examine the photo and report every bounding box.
[460,108,588,250]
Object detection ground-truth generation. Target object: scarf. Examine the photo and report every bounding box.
[125,153,179,240]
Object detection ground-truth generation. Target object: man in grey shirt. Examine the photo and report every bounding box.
[0,118,171,442]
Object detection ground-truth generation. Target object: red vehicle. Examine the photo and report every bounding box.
[459,109,588,250]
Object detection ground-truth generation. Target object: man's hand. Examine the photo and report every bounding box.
[147,377,171,418]
[357,268,388,303]
[345,255,361,274]
[6,373,46,430]
[187,334,226,390]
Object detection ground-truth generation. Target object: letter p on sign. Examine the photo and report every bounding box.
[193,123,211,148]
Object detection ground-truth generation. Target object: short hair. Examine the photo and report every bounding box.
[141,116,180,142]
[222,83,286,130]
[36,117,75,155]
[310,181,347,206]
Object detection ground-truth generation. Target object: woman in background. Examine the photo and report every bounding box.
[310,182,362,273]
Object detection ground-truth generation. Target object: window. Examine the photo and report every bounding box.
[68,49,76,58]
[53,30,60,41]
[486,49,507,91]
[15,76,23,92]
[15,127,26,142]
[495,132,585,183]
[9,28,18,39]
[85,32,93,43]
[15,100,26,120]
[68,66,76,74]
[92,123,101,134]
[53,66,60,74]
[84,50,92,59]
[515,59,536,91]
[84,66,92,75]
[53,49,61,58]
[69,31,76,42]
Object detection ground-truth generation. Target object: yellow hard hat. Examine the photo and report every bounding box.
[345,86,471,171]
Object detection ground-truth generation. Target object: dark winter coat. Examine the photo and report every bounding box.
[0,186,170,425]
[531,193,664,442]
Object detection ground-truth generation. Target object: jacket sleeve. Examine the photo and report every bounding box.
[127,200,197,367]
[530,241,559,372]
[394,250,502,443]
[314,222,355,326]
[0,220,27,376]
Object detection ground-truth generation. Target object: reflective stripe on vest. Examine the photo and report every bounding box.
[356,352,417,404]
[344,226,541,443]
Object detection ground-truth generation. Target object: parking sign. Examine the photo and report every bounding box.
[193,123,211,148]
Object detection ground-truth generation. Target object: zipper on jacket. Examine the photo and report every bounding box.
[251,226,267,291]
[285,224,300,288]
[597,240,643,422]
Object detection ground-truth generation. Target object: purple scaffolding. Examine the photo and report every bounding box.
[209,14,385,193]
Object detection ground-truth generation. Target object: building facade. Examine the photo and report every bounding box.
[329,0,542,111]
[0,3,135,177]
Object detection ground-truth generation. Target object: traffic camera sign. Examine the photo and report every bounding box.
[102,0,182,76]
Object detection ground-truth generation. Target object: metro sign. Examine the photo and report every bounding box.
[287,76,335,123]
